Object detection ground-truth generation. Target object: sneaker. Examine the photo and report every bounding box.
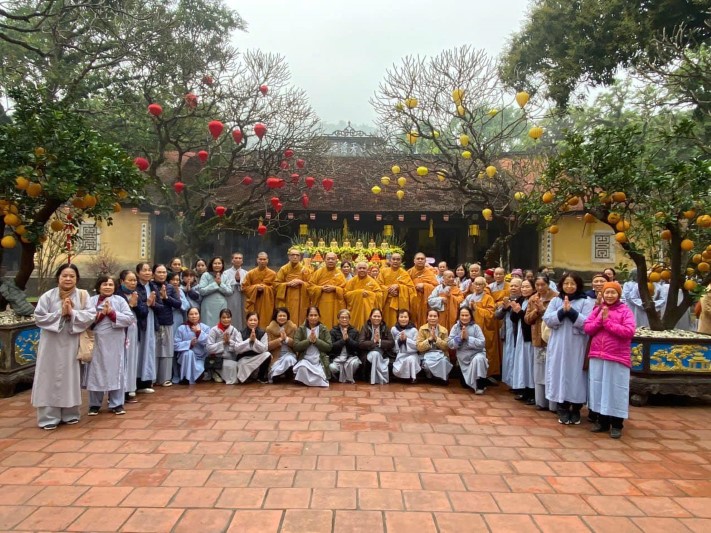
[213,374,223,383]
[590,423,610,433]
[557,410,570,425]
[125,394,138,404]
[475,389,485,395]
[88,406,100,416]
[111,406,126,415]
[525,398,536,406]
[136,388,155,394]
[569,411,582,425]
[42,424,58,431]
[162,381,173,387]
[610,427,622,439]
[64,418,80,425]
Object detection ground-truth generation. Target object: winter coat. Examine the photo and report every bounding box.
[583,301,636,368]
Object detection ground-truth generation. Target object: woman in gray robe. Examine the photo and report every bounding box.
[233,312,272,383]
[448,306,488,394]
[135,262,157,393]
[293,306,332,387]
[391,309,420,383]
[117,269,147,404]
[198,256,234,328]
[84,276,135,415]
[32,264,96,430]
[495,278,522,388]
[206,309,240,384]
[511,280,536,404]
[543,272,595,425]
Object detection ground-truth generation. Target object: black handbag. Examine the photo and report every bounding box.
[204,356,223,371]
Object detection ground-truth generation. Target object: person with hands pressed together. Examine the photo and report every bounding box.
[198,256,234,328]
[448,306,488,394]
[376,253,416,328]
[329,309,361,383]
[524,274,558,411]
[275,248,311,326]
[543,272,596,425]
[511,279,536,404]
[150,264,182,387]
[233,312,272,384]
[293,306,333,387]
[266,307,298,383]
[206,309,240,384]
[117,269,147,403]
[428,270,464,331]
[173,307,210,385]
[308,251,347,329]
[584,282,636,438]
[416,309,453,384]
[242,252,277,329]
[496,278,523,388]
[135,262,157,393]
[344,261,384,330]
[358,308,395,384]
[462,277,498,376]
[223,252,247,330]
[408,252,440,328]
[391,309,421,383]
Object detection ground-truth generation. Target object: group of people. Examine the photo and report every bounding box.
[31,250,652,440]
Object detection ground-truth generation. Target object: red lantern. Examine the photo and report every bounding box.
[258,223,267,235]
[254,123,267,139]
[259,84,269,96]
[270,196,280,208]
[275,202,283,213]
[241,176,253,185]
[184,93,197,109]
[232,128,243,144]
[284,149,294,159]
[296,159,305,169]
[202,75,214,86]
[279,160,289,170]
[208,120,224,140]
[322,178,334,191]
[266,177,280,189]
[305,176,315,188]
[290,173,300,183]
[173,181,185,194]
[215,205,226,217]
[147,103,163,117]
[301,194,310,208]
[197,150,208,162]
[133,157,149,172]
[276,178,285,189]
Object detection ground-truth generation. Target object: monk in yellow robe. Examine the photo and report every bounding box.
[463,276,499,376]
[242,252,277,329]
[487,267,510,376]
[344,262,383,329]
[408,252,439,328]
[376,253,416,328]
[308,252,346,329]
[427,270,464,331]
[274,248,311,326]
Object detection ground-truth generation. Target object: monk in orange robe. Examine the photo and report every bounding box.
[242,252,277,329]
[408,252,439,328]
[308,252,346,328]
[376,253,417,328]
[463,276,499,376]
[427,270,464,331]
[274,248,311,326]
[487,267,510,376]
[344,262,383,329]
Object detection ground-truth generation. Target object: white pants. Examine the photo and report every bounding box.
[36,405,81,428]
[367,350,389,384]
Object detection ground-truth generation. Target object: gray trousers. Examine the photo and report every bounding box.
[36,405,81,428]
[89,390,124,409]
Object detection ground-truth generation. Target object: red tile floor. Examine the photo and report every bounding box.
[1,382,710,532]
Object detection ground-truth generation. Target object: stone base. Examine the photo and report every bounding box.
[629,375,711,406]
[0,364,34,398]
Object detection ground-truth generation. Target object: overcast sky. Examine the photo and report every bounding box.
[228,0,532,127]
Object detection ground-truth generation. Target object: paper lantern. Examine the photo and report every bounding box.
[452,88,464,104]
[184,93,198,109]
[276,178,285,189]
[405,97,418,109]
[284,149,294,158]
[416,166,428,176]
[173,181,185,194]
[305,176,315,188]
[202,75,214,86]
[487,108,499,117]
[258,223,267,235]
[208,120,224,139]
[433,130,440,138]
[147,103,163,117]
[420,214,427,221]
[270,196,280,208]
[397,176,407,187]
[232,129,243,143]
[322,178,334,191]
[486,165,497,178]
[391,165,400,174]
[215,205,226,217]
[381,176,391,185]
[437,171,446,182]
[301,194,309,208]
[516,91,530,108]
[275,202,283,213]
[376,214,382,221]
[457,105,465,116]
[461,151,471,159]
[290,173,300,183]
[309,213,316,220]
[459,134,469,147]
[259,84,269,96]
[469,224,480,237]
[406,132,418,144]
[254,123,267,139]
[443,214,449,222]
[396,190,405,200]
[241,176,253,185]
[371,186,382,195]
[266,177,280,189]
[528,126,544,140]
[197,150,208,162]
[331,213,338,221]
[279,161,289,170]
[354,214,360,221]
[296,159,305,169]
[133,157,149,172]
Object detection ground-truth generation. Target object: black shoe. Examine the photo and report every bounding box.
[557,410,570,425]
[587,412,599,423]
[514,394,526,401]
[590,423,610,433]
[610,428,622,439]
[569,411,581,425]
[535,405,548,411]
[525,398,536,406]
[111,406,126,415]
[88,406,100,416]
[42,424,58,431]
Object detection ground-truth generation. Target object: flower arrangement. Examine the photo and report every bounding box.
[291,229,405,265]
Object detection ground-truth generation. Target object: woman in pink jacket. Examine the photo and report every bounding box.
[583,281,636,439]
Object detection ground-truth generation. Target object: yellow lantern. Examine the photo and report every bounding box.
[468,224,480,237]
[456,105,466,116]
[486,165,497,178]
[383,224,394,236]
[528,126,544,140]
[459,133,469,146]
[395,102,404,112]
[397,176,407,187]
[433,130,440,138]
[391,165,400,174]
[437,171,446,182]
[405,97,418,109]
[381,176,391,186]
[299,224,308,236]
[516,91,530,108]
[406,131,418,144]
[487,108,499,117]
[396,190,405,200]
[452,88,465,104]
[482,208,493,219]
[371,185,382,195]
[416,166,428,176]
[461,151,472,159]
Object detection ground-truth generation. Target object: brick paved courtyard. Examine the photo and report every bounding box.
[0,382,710,532]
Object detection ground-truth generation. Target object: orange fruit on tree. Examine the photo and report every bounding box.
[647,282,655,293]
[83,194,97,208]
[692,253,703,263]
[660,229,672,240]
[113,203,122,213]
[704,250,711,261]
[680,239,694,251]
[654,211,665,219]
[3,213,20,227]
[615,220,630,232]
[583,213,597,223]
[567,196,580,206]
[15,176,29,190]
[686,268,696,276]
[683,209,696,219]
[707,244,711,251]
[660,270,672,281]
[20,235,31,244]
[607,212,621,224]
[615,232,628,243]
[599,192,612,204]
[542,191,554,204]
[697,262,710,273]
[548,225,559,234]
[72,197,86,209]
[560,204,570,212]
[696,214,711,228]
[50,219,65,232]
[14,225,27,236]
[26,182,43,198]
[1,235,16,249]
[683,279,697,291]
[116,189,129,200]
[648,271,661,282]
[611,191,627,202]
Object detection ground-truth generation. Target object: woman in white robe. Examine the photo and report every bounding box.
[293,306,332,387]
[233,312,272,383]
[206,309,240,384]
[117,269,147,404]
[510,280,536,404]
[391,309,421,382]
[329,309,361,383]
[174,307,210,384]
[84,276,135,415]
[358,308,394,385]
[448,306,488,394]
[32,264,96,430]
[495,278,523,388]
[198,256,234,328]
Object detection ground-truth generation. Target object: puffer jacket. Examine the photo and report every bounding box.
[583,301,636,367]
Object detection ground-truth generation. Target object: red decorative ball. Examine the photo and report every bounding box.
[147,103,163,117]
[322,178,334,191]
[258,223,267,235]
[241,176,253,185]
[232,129,243,144]
[197,150,208,162]
[173,181,185,194]
[305,176,315,188]
[254,123,267,139]
[215,205,226,217]
[208,120,224,140]
[133,157,150,172]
